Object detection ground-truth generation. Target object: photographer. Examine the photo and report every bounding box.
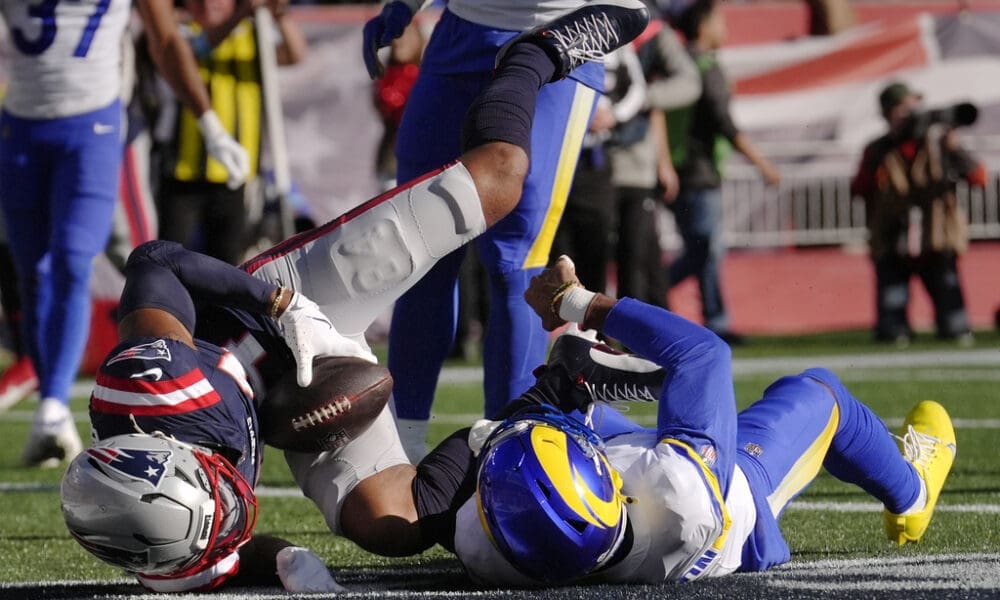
[851,82,987,345]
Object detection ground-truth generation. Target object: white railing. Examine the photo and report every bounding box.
[658,165,1000,251]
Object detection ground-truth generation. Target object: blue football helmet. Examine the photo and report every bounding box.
[476,408,628,583]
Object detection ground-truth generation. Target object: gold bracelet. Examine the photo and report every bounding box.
[549,280,580,316]
[269,287,287,319]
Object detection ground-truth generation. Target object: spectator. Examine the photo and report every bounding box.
[664,0,780,345]
[158,0,307,265]
[611,19,702,308]
[851,82,984,346]
[552,46,648,296]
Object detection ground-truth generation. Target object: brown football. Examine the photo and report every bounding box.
[260,356,393,453]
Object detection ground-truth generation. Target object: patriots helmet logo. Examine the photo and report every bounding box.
[86,447,173,488]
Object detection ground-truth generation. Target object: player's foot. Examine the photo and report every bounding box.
[0,356,39,412]
[22,398,83,468]
[883,400,956,546]
[495,0,651,82]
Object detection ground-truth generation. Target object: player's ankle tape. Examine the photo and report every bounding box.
[559,287,596,324]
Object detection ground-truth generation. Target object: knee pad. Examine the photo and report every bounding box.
[246,162,484,336]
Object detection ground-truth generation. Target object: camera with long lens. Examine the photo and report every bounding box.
[892,102,979,142]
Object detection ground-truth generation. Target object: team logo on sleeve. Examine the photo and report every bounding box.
[86,447,173,488]
[107,340,172,366]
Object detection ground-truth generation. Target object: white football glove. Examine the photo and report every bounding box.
[278,291,377,387]
[197,110,250,190]
[276,546,345,593]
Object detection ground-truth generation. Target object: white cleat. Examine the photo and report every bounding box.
[276,546,346,593]
[22,398,83,468]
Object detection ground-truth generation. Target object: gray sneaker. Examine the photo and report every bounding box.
[496,0,651,82]
[22,399,82,468]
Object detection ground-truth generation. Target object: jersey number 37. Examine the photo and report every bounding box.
[13,0,112,57]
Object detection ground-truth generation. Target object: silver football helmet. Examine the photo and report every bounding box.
[60,433,257,577]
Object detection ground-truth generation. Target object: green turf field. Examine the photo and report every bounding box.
[1,329,999,588]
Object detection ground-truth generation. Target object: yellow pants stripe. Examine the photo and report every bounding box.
[766,402,841,516]
[522,84,596,270]
[663,439,732,552]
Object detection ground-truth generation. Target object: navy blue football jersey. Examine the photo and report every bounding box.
[90,335,263,484]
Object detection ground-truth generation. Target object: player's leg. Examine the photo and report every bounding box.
[0,113,48,412]
[388,53,493,461]
[874,253,912,342]
[31,104,122,466]
[736,367,929,571]
[813,369,955,546]
[284,405,420,555]
[19,103,122,466]
[917,251,971,340]
[478,75,600,418]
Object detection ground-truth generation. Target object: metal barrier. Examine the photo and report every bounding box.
[657,165,1000,251]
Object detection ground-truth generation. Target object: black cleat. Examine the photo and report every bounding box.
[525,331,664,413]
[495,0,651,82]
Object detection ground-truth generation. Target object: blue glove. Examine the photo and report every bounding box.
[362,1,415,79]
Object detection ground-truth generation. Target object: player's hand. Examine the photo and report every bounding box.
[525,255,582,331]
[362,1,414,79]
[198,110,250,190]
[278,292,376,387]
[276,546,345,593]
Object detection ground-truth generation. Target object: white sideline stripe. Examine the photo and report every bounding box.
[2,481,997,515]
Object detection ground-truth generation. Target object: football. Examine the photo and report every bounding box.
[260,356,393,453]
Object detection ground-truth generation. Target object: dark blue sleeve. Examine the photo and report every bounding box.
[601,298,737,492]
[119,241,278,332]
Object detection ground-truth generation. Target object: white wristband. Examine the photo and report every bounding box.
[558,286,596,324]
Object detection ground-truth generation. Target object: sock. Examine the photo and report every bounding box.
[460,43,555,155]
[412,427,477,552]
[395,417,430,463]
[900,478,928,515]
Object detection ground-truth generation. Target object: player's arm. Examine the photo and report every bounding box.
[120,241,371,385]
[135,0,250,188]
[361,0,423,79]
[526,256,737,483]
[117,241,286,350]
[644,28,701,111]
[135,0,212,116]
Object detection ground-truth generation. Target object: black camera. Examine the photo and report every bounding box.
[893,102,978,142]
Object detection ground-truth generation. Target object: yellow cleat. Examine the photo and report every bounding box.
[883,400,956,546]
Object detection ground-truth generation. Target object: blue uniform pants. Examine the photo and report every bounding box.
[390,9,602,418]
[736,367,921,571]
[0,100,122,403]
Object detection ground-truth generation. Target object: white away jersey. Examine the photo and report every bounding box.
[0,0,130,118]
[455,431,757,585]
[446,0,585,32]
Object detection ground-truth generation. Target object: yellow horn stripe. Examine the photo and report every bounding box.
[530,425,621,529]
